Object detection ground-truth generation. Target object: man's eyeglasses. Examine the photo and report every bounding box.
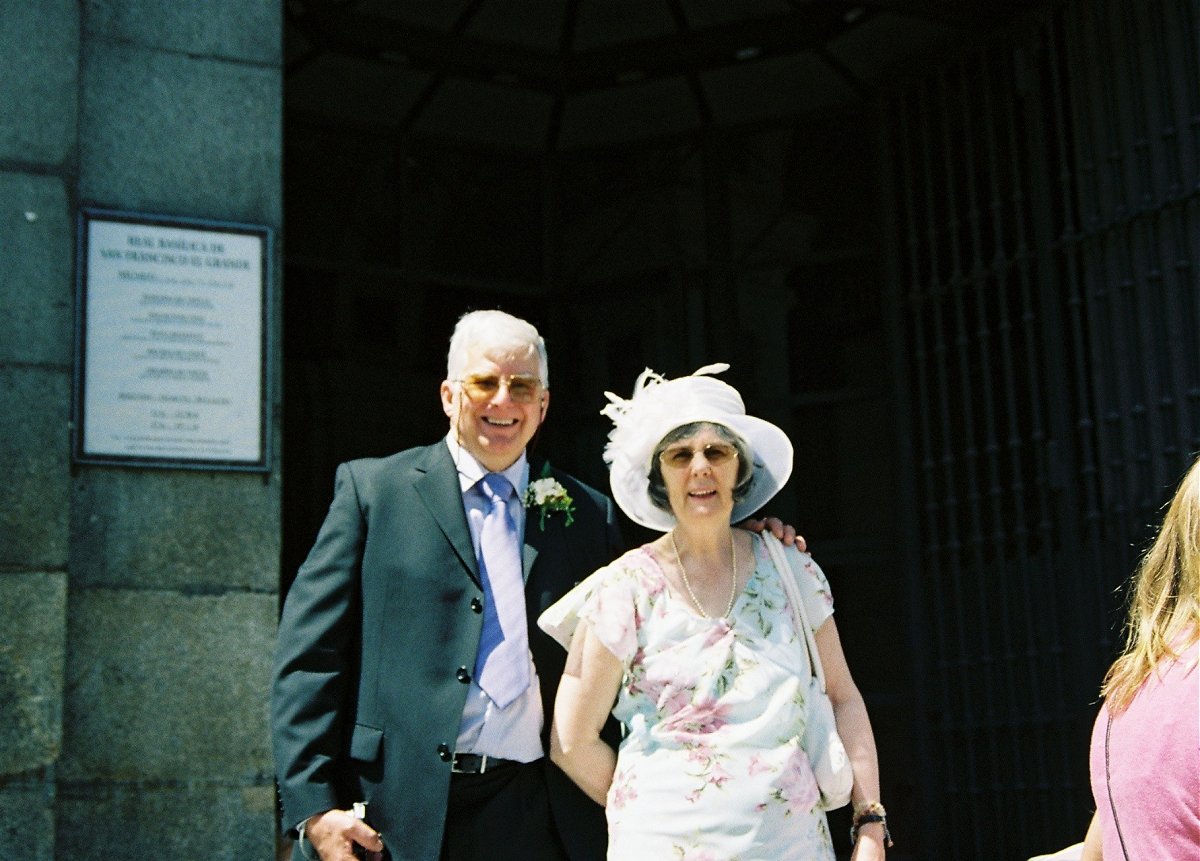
[455,373,544,404]
[658,443,738,469]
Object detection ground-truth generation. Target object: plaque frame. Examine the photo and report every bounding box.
[73,207,273,472]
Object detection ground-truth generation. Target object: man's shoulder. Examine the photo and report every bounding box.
[535,462,623,580]
[539,463,612,511]
[339,442,449,483]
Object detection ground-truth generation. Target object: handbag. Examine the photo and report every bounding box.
[762,533,854,811]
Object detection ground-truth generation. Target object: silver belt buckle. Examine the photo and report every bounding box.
[451,753,488,774]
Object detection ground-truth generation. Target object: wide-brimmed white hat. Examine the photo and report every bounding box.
[600,363,793,531]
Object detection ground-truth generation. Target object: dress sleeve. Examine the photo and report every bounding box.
[536,567,608,652]
[788,548,835,630]
[538,554,646,664]
[576,566,641,665]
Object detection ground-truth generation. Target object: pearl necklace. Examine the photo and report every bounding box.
[669,529,737,619]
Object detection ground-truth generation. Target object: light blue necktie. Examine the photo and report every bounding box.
[473,473,530,709]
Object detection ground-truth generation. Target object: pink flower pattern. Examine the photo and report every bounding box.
[747,753,774,776]
[774,746,821,815]
[609,766,639,810]
[660,697,731,737]
[674,847,720,861]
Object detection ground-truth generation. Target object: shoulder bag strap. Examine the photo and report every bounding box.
[1104,709,1131,861]
[762,533,826,693]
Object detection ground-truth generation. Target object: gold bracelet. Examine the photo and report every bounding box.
[851,802,894,848]
[853,800,886,820]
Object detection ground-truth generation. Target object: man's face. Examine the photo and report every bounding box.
[440,346,548,472]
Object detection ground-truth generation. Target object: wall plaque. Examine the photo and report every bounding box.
[74,208,271,471]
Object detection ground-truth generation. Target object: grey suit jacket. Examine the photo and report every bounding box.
[271,441,623,861]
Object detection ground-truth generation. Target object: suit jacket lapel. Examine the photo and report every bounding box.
[523,457,557,582]
[414,442,480,586]
[522,518,542,583]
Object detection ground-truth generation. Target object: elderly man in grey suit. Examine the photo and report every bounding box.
[271,310,797,861]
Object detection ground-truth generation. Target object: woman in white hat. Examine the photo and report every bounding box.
[540,365,888,861]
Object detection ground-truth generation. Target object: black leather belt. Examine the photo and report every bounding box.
[450,753,521,774]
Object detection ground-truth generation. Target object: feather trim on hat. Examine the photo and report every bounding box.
[600,363,731,468]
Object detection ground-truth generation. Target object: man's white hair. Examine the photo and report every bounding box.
[446,310,549,386]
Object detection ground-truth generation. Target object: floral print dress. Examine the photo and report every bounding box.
[560,533,837,861]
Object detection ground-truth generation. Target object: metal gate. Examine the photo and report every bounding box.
[883,0,1199,857]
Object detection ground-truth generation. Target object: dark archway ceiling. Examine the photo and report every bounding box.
[285,0,1049,154]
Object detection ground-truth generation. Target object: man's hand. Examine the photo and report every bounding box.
[303,809,384,861]
[738,516,806,551]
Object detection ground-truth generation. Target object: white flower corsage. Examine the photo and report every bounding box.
[524,465,576,530]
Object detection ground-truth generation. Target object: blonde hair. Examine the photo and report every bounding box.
[1100,455,1200,713]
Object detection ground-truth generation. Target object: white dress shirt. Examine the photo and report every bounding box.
[445,433,545,762]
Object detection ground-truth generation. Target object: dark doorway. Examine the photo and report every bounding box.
[280,2,1200,858]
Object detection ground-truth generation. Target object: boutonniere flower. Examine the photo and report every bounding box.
[524,464,576,530]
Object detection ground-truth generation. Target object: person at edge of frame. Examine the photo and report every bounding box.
[1079,456,1200,861]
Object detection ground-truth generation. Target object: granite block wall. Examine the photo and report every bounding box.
[0,2,283,857]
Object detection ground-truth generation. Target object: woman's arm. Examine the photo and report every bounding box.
[549,621,625,806]
[816,616,887,860]
[1080,811,1103,861]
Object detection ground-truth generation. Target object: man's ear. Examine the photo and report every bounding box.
[439,380,455,418]
[538,389,550,424]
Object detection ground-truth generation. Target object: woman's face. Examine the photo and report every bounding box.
[658,426,741,525]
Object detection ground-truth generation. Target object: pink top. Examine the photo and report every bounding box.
[1089,642,1200,859]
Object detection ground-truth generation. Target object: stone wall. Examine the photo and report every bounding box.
[0,2,283,857]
